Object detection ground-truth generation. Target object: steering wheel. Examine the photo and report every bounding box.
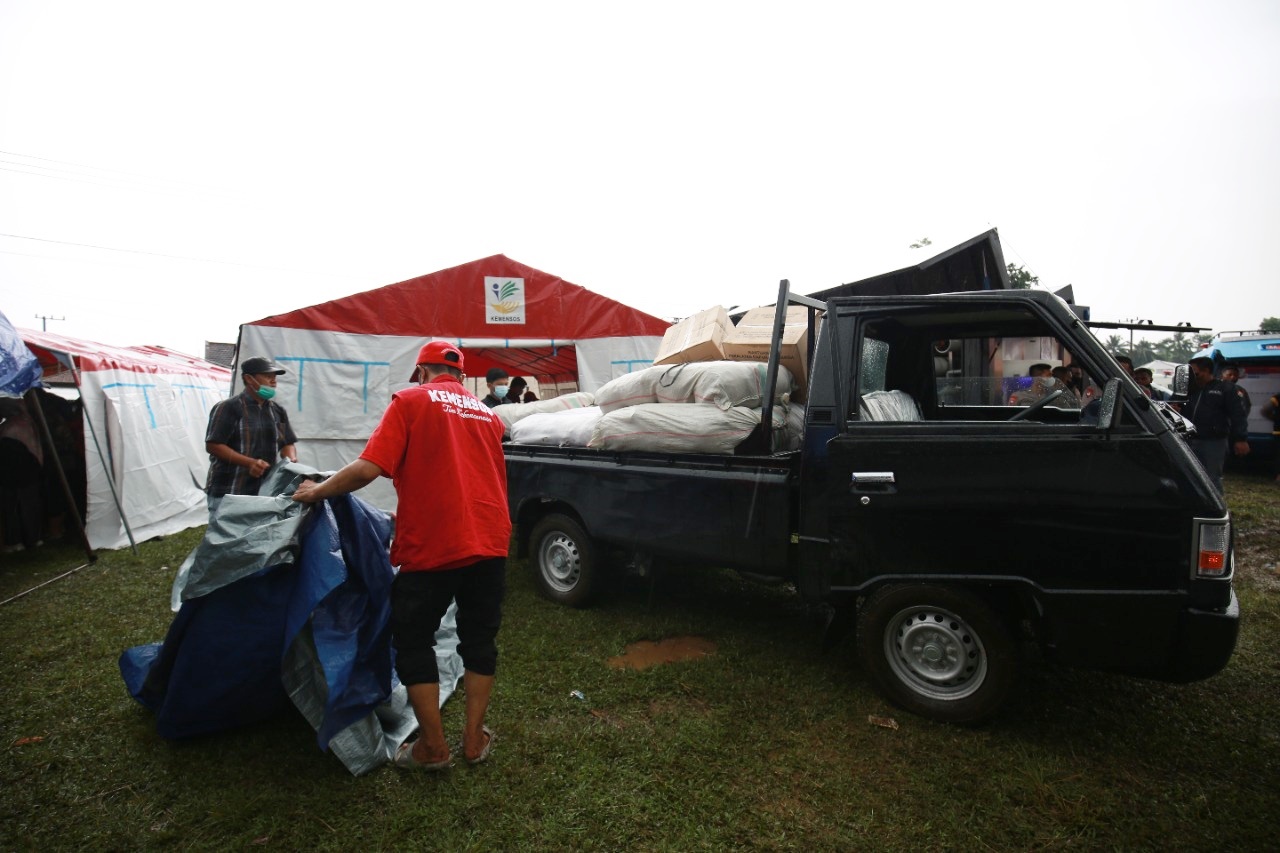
[1008,388,1066,421]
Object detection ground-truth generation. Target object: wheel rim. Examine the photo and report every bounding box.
[538,531,581,593]
[883,605,988,700]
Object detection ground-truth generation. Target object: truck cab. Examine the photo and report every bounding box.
[798,289,1237,721]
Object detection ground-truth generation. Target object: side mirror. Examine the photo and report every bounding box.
[1097,377,1122,430]
[1171,364,1190,399]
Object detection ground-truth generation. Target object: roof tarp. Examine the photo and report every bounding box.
[808,229,1011,300]
[17,328,232,550]
[239,255,670,509]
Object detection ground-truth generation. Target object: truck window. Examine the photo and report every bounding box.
[851,305,1107,424]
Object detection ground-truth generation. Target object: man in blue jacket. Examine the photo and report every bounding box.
[1184,357,1249,494]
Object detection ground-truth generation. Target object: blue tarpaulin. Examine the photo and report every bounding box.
[120,464,460,775]
[0,309,41,397]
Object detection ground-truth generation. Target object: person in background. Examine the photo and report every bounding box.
[1067,363,1086,397]
[1115,355,1135,377]
[0,397,44,552]
[1133,367,1169,401]
[507,377,529,404]
[1262,390,1280,484]
[292,341,508,770]
[1183,356,1249,494]
[1010,363,1055,405]
[1051,366,1082,408]
[1220,363,1251,417]
[204,357,298,512]
[481,368,511,408]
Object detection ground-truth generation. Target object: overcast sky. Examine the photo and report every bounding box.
[1,0,1276,357]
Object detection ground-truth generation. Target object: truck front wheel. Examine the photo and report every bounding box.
[529,513,599,607]
[856,584,1017,725]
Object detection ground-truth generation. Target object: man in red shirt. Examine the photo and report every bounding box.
[293,341,509,769]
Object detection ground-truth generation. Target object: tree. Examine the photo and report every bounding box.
[1152,333,1198,363]
[1261,317,1280,332]
[1007,263,1039,290]
[1131,339,1157,365]
[1102,334,1125,354]
[909,237,932,249]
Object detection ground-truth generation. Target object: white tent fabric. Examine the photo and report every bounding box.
[19,329,232,551]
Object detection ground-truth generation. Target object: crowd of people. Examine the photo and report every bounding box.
[480,368,537,407]
[1006,353,1275,494]
[1106,354,1271,491]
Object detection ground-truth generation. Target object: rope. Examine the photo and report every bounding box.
[0,562,95,606]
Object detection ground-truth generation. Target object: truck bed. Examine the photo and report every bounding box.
[505,443,799,575]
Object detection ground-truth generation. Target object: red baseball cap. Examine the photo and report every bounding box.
[409,341,465,380]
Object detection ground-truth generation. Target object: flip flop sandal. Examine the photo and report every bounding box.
[466,726,495,766]
[393,738,452,771]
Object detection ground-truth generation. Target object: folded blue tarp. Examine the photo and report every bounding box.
[120,464,461,775]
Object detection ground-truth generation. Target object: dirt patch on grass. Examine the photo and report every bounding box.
[607,636,716,671]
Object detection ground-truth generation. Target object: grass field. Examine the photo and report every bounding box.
[2,473,1278,851]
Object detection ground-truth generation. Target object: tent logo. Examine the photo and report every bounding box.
[485,276,525,325]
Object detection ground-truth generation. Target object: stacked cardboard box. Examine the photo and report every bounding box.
[722,305,814,402]
[653,305,731,365]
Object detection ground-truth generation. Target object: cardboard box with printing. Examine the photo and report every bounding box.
[722,305,813,402]
[653,305,730,365]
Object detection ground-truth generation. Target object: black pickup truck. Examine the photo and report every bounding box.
[504,284,1239,723]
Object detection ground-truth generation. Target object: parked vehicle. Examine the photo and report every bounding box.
[1200,329,1280,458]
[505,284,1239,724]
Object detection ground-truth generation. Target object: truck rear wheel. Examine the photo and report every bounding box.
[856,584,1017,725]
[529,513,599,607]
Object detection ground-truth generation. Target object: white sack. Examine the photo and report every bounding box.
[509,406,604,447]
[858,390,922,422]
[594,361,794,414]
[776,402,806,452]
[588,403,764,453]
[495,391,596,429]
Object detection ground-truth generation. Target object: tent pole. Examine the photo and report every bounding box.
[69,361,138,555]
[23,389,96,563]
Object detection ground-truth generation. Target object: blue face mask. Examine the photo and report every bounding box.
[494,385,509,399]
[256,386,276,401]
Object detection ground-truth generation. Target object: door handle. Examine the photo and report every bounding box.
[850,471,896,496]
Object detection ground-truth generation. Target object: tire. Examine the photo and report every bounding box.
[528,513,600,607]
[856,584,1018,725]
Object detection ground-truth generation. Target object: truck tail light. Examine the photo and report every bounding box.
[1196,522,1230,577]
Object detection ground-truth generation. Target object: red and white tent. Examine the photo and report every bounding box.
[237,255,669,507]
[19,329,232,550]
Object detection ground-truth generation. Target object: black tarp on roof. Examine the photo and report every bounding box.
[807,229,1010,300]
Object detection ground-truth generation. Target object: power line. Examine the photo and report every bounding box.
[0,148,232,196]
[0,163,239,200]
[0,233,366,280]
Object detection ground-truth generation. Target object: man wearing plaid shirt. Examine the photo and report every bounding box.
[204,356,298,511]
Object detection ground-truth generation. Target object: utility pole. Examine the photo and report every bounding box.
[1123,317,1149,353]
[35,314,64,332]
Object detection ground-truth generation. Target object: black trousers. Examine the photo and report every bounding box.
[390,557,506,685]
